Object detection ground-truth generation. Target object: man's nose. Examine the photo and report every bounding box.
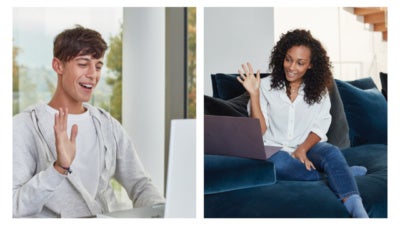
[86,64,96,78]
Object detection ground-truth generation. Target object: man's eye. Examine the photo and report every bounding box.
[79,64,87,67]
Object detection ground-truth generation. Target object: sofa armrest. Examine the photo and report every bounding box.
[204,154,276,194]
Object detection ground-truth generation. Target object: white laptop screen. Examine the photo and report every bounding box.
[165,119,196,218]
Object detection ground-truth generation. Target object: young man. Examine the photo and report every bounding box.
[13,26,164,218]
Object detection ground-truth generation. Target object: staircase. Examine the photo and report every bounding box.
[353,7,387,41]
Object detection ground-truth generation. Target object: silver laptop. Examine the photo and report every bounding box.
[97,119,196,218]
[96,204,164,218]
[204,115,281,160]
[164,119,196,218]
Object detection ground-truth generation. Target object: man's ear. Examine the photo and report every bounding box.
[52,57,64,75]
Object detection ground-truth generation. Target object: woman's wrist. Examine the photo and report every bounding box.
[249,89,260,99]
[295,146,308,154]
[249,93,259,99]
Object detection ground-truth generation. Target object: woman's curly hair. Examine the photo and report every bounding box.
[269,29,333,105]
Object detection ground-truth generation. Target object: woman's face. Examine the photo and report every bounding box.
[283,45,312,84]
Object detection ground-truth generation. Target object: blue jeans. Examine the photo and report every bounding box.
[268,142,359,199]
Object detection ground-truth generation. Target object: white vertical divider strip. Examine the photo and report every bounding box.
[196,6,204,219]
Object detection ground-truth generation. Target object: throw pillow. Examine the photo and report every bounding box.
[335,79,387,146]
[212,73,247,100]
[347,77,377,90]
[204,94,249,117]
[326,80,351,149]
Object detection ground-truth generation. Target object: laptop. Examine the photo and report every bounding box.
[96,204,164,218]
[204,115,281,160]
[97,119,196,218]
[164,119,196,218]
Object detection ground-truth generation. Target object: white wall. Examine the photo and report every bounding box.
[274,7,387,88]
[204,7,275,96]
[123,8,165,195]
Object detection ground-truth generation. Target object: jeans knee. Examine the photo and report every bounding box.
[325,146,345,162]
[313,143,343,160]
[270,151,321,181]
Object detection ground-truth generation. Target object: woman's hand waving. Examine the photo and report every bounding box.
[237,62,261,97]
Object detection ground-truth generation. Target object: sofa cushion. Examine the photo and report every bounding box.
[341,144,387,218]
[205,144,387,218]
[205,180,350,218]
[335,79,387,146]
[204,154,276,194]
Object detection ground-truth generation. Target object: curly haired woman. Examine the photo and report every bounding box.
[237,29,368,218]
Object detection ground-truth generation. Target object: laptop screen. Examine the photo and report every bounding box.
[164,119,196,218]
[204,115,268,160]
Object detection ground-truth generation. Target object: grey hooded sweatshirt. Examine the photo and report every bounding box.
[13,103,164,217]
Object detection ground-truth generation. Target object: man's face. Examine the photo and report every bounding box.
[58,55,103,104]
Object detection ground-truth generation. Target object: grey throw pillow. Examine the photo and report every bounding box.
[327,80,351,149]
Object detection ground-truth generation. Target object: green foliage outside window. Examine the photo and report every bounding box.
[104,26,123,123]
[13,46,20,115]
[187,7,196,119]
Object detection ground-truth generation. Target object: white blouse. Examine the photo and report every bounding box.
[249,76,332,153]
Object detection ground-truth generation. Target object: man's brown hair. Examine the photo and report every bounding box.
[53,25,108,62]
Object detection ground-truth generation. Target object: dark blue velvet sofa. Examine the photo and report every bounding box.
[204,73,387,218]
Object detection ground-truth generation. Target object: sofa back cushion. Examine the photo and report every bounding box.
[211,73,270,100]
[335,79,387,146]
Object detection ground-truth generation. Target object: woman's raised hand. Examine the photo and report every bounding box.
[237,62,261,96]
